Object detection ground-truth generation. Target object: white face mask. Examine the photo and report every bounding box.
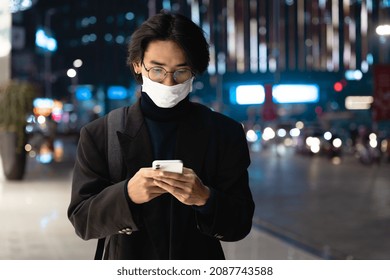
[141,76,194,108]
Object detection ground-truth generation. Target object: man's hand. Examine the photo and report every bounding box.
[153,167,210,206]
[127,168,167,204]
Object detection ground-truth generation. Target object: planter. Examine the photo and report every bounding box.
[0,130,27,180]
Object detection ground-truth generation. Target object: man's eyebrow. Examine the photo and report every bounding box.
[149,60,189,67]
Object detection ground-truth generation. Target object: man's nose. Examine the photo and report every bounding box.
[161,73,176,86]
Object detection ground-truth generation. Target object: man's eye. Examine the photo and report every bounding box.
[151,68,164,75]
[175,69,186,75]
[176,69,191,76]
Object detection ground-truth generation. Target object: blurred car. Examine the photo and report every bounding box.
[296,126,343,158]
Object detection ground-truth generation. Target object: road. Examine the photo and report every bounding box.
[249,146,390,259]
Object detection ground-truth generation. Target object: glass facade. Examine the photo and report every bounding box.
[150,0,389,75]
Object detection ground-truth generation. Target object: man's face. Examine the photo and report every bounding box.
[133,40,191,86]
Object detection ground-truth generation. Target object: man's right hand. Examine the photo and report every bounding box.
[127,168,167,204]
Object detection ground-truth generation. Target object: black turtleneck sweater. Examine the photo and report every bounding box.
[138,92,192,259]
[140,91,190,160]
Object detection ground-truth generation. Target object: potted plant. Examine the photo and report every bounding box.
[0,80,38,180]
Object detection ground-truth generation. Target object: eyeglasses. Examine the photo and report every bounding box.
[142,62,193,84]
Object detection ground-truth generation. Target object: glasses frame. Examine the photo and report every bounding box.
[141,62,194,84]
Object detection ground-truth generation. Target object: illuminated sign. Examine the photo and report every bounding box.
[272,84,319,103]
[345,70,363,81]
[9,0,37,13]
[33,98,54,108]
[0,1,11,84]
[230,85,265,105]
[75,86,92,101]
[0,3,11,57]
[376,24,390,36]
[345,96,373,110]
[33,98,54,116]
[108,86,128,100]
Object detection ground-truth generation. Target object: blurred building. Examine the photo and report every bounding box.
[9,0,390,125]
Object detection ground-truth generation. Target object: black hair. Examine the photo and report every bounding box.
[127,10,210,84]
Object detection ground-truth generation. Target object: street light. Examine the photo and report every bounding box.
[68,60,83,100]
[44,8,57,98]
[73,59,83,68]
[67,68,78,108]
[66,68,77,78]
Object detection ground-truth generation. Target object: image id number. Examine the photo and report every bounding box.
[209,266,273,276]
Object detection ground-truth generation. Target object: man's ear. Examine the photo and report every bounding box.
[133,62,142,74]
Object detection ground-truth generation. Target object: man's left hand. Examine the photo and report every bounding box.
[153,167,210,206]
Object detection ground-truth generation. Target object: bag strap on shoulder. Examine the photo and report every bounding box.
[107,106,127,182]
[94,106,127,260]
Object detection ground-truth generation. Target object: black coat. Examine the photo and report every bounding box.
[68,100,254,259]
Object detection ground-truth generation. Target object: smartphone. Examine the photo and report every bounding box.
[152,160,183,174]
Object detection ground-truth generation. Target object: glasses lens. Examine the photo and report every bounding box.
[147,66,193,83]
[173,69,192,83]
[148,67,166,82]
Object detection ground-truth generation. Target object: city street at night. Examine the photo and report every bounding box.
[1,1,390,275]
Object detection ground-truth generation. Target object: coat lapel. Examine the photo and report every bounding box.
[116,101,154,177]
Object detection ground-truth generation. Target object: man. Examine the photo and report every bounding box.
[68,10,254,260]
